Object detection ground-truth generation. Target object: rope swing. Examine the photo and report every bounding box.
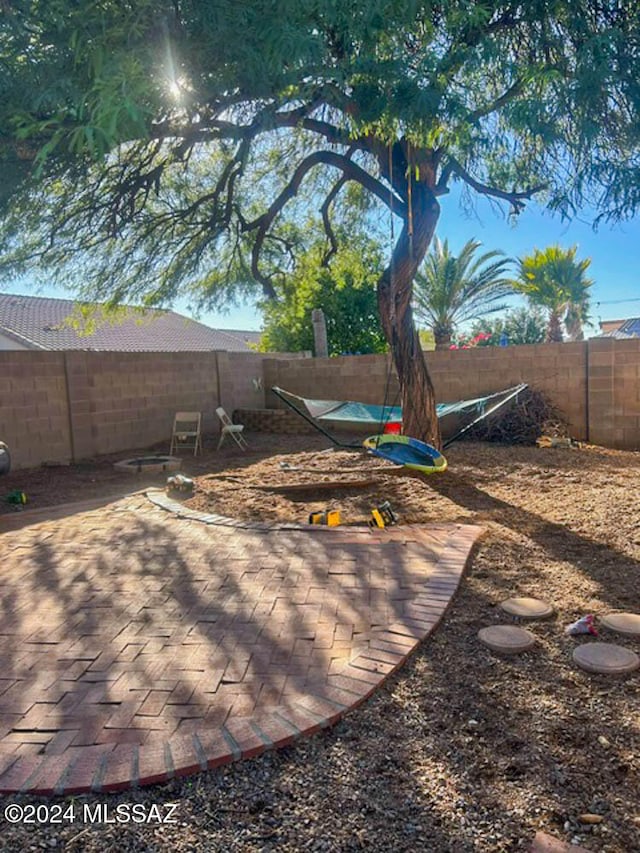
[378,140,401,437]
[407,139,414,260]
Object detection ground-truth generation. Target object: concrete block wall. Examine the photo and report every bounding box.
[425,342,589,441]
[264,343,589,441]
[264,353,396,408]
[2,350,274,470]
[589,337,640,450]
[5,339,640,470]
[612,338,640,448]
[217,351,267,414]
[233,408,316,434]
[0,351,73,469]
[64,351,223,459]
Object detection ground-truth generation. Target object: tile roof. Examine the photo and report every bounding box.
[0,294,261,352]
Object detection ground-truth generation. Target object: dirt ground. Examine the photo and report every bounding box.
[1,432,639,852]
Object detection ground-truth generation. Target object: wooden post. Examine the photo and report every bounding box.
[312,308,328,358]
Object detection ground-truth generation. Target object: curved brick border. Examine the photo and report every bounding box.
[146,487,319,531]
[0,493,483,795]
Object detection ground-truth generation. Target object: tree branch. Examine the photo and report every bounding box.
[446,157,547,212]
[152,96,365,159]
[320,175,348,266]
[436,11,523,84]
[299,117,355,147]
[245,149,405,296]
[467,78,525,123]
[434,160,454,196]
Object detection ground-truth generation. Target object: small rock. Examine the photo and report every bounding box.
[579,813,604,824]
[597,735,610,748]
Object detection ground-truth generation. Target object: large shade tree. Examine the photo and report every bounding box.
[1,3,640,447]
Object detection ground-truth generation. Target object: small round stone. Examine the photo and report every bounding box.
[600,612,640,636]
[478,625,536,654]
[573,642,640,675]
[499,597,554,619]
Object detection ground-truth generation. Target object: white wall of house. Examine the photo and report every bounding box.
[0,331,29,350]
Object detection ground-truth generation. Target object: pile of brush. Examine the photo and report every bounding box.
[461,387,571,445]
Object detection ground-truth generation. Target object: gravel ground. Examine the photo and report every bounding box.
[1,434,639,852]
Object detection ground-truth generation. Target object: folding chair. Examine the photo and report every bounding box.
[0,441,10,476]
[170,411,203,456]
[216,407,248,450]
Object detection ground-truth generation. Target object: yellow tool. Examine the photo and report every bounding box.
[308,509,341,526]
[369,501,397,529]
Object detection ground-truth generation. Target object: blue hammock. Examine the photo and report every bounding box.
[272,384,527,437]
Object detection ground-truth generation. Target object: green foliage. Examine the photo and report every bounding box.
[468,307,548,346]
[511,246,594,342]
[413,237,514,347]
[0,1,639,312]
[2,1,161,168]
[259,237,387,355]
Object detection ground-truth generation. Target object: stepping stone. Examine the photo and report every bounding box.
[500,596,554,619]
[573,642,640,675]
[478,625,536,654]
[600,612,640,636]
[530,830,590,852]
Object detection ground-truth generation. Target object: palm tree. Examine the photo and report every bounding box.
[413,238,514,350]
[511,246,593,342]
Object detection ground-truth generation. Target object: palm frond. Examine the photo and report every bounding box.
[413,237,515,339]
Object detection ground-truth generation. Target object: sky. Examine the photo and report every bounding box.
[171,187,640,334]
[437,186,640,334]
[3,184,639,334]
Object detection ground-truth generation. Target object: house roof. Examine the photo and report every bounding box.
[219,329,263,347]
[598,318,640,340]
[0,294,262,352]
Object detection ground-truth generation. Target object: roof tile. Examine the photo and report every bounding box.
[0,294,261,352]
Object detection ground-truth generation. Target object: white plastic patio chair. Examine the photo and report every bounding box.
[170,411,203,456]
[216,407,248,450]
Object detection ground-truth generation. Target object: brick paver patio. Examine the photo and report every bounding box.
[0,492,482,794]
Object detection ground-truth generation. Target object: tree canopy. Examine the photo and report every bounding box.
[259,235,387,356]
[1,1,639,444]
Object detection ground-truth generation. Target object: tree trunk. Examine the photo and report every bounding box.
[565,310,584,341]
[377,180,441,448]
[434,328,453,350]
[546,310,564,343]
